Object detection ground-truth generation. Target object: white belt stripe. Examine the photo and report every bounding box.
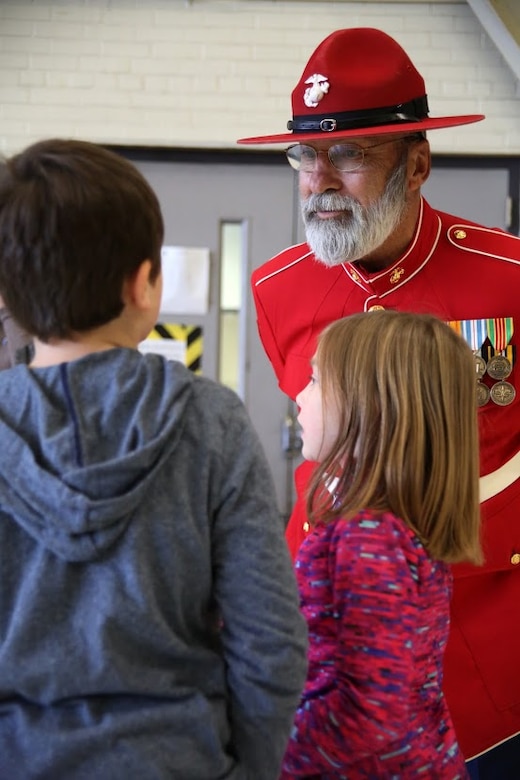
[480,450,520,503]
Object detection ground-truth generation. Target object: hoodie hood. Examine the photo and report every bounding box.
[0,349,194,562]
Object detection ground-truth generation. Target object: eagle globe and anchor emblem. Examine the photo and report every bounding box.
[303,74,330,108]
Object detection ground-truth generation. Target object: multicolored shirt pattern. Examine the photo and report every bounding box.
[280,509,468,779]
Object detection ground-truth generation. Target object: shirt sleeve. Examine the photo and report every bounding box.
[210,394,308,780]
[251,281,286,387]
[282,516,420,775]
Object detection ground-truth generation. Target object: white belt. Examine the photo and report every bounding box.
[480,450,520,503]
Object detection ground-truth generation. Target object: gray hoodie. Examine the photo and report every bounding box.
[0,348,307,780]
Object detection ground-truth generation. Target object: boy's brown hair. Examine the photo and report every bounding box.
[0,139,164,341]
[309,310,482,565]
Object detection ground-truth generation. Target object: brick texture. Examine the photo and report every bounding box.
[0,0,519,155]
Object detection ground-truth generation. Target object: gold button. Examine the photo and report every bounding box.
[511,553,520,565]
[454,229,467,240]
[368,305,385,311]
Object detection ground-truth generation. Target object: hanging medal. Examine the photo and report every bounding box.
[474,354,487,380]
[490,381,516,406]
[476,382,491,407]
[486,318,513,379]
[458,319,487,375]
[458,319,489,406]
[486,317,515,406]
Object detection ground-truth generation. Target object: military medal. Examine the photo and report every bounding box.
[448,319,488,381]
[490,380,516,406]
[486,317,514,379]
[448,317,516,408]
[460,319,487,365]
[476,381,490,407]
[474,355,487,380]
[487,353,512,380]
[454,319,490,402]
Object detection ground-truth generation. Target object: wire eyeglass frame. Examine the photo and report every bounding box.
[286,134,424,173]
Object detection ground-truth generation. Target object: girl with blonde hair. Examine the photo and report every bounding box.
[281,310,481,779]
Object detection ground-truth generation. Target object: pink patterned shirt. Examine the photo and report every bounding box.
[280,509,469,779]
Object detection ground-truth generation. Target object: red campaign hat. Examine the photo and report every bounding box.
[237,28,484,145]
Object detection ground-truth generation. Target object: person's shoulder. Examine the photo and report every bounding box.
[333,510,421,554]
[189,373,248,425]
[437,210,520,264]
[331,511,433,587]
[191,371,239,402]
[252,242,317,287]
[138,352,242,415]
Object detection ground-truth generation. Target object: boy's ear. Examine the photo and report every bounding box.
[123,259,155,310]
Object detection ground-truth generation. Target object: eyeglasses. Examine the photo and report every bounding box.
[286,135,420,173]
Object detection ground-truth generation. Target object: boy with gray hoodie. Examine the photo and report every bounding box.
[0,138,307,780]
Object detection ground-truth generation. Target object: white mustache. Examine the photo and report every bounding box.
[303,193,360,215]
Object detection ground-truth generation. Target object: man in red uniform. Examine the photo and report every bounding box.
[238,27,520,778]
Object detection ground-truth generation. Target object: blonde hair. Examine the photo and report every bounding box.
[308,310,482,565]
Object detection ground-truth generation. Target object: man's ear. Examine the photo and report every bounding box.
[408,139,431,192]
[123,259,155,310]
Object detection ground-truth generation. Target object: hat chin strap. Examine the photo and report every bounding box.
[287,95,429,133]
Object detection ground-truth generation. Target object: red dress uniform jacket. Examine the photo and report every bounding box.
[251,198,520,761]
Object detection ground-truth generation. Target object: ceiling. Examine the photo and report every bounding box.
[467,0,520,80]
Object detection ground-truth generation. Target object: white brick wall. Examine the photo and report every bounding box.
[0,0,519,156]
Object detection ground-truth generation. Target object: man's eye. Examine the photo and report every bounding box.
[334,145,362,162]
[300,148,315,161]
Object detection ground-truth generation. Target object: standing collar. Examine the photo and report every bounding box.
[341,198,441,297]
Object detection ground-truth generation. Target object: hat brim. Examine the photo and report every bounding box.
[237,114,485,145]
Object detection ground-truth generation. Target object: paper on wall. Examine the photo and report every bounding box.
[138,337,186,364]
[160,245,210,315]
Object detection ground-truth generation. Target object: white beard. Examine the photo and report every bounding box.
[301,158,409,267]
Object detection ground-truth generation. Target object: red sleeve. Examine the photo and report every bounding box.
[251,281,286,387]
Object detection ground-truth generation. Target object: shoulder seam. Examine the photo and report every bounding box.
[254,248,313,287]
[447,224,520,264]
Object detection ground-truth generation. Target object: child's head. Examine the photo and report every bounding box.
[0,139,164,341]
[300,309,482,564]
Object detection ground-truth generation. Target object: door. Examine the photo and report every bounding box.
[422,165,512,231]
[131,155,300,519]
